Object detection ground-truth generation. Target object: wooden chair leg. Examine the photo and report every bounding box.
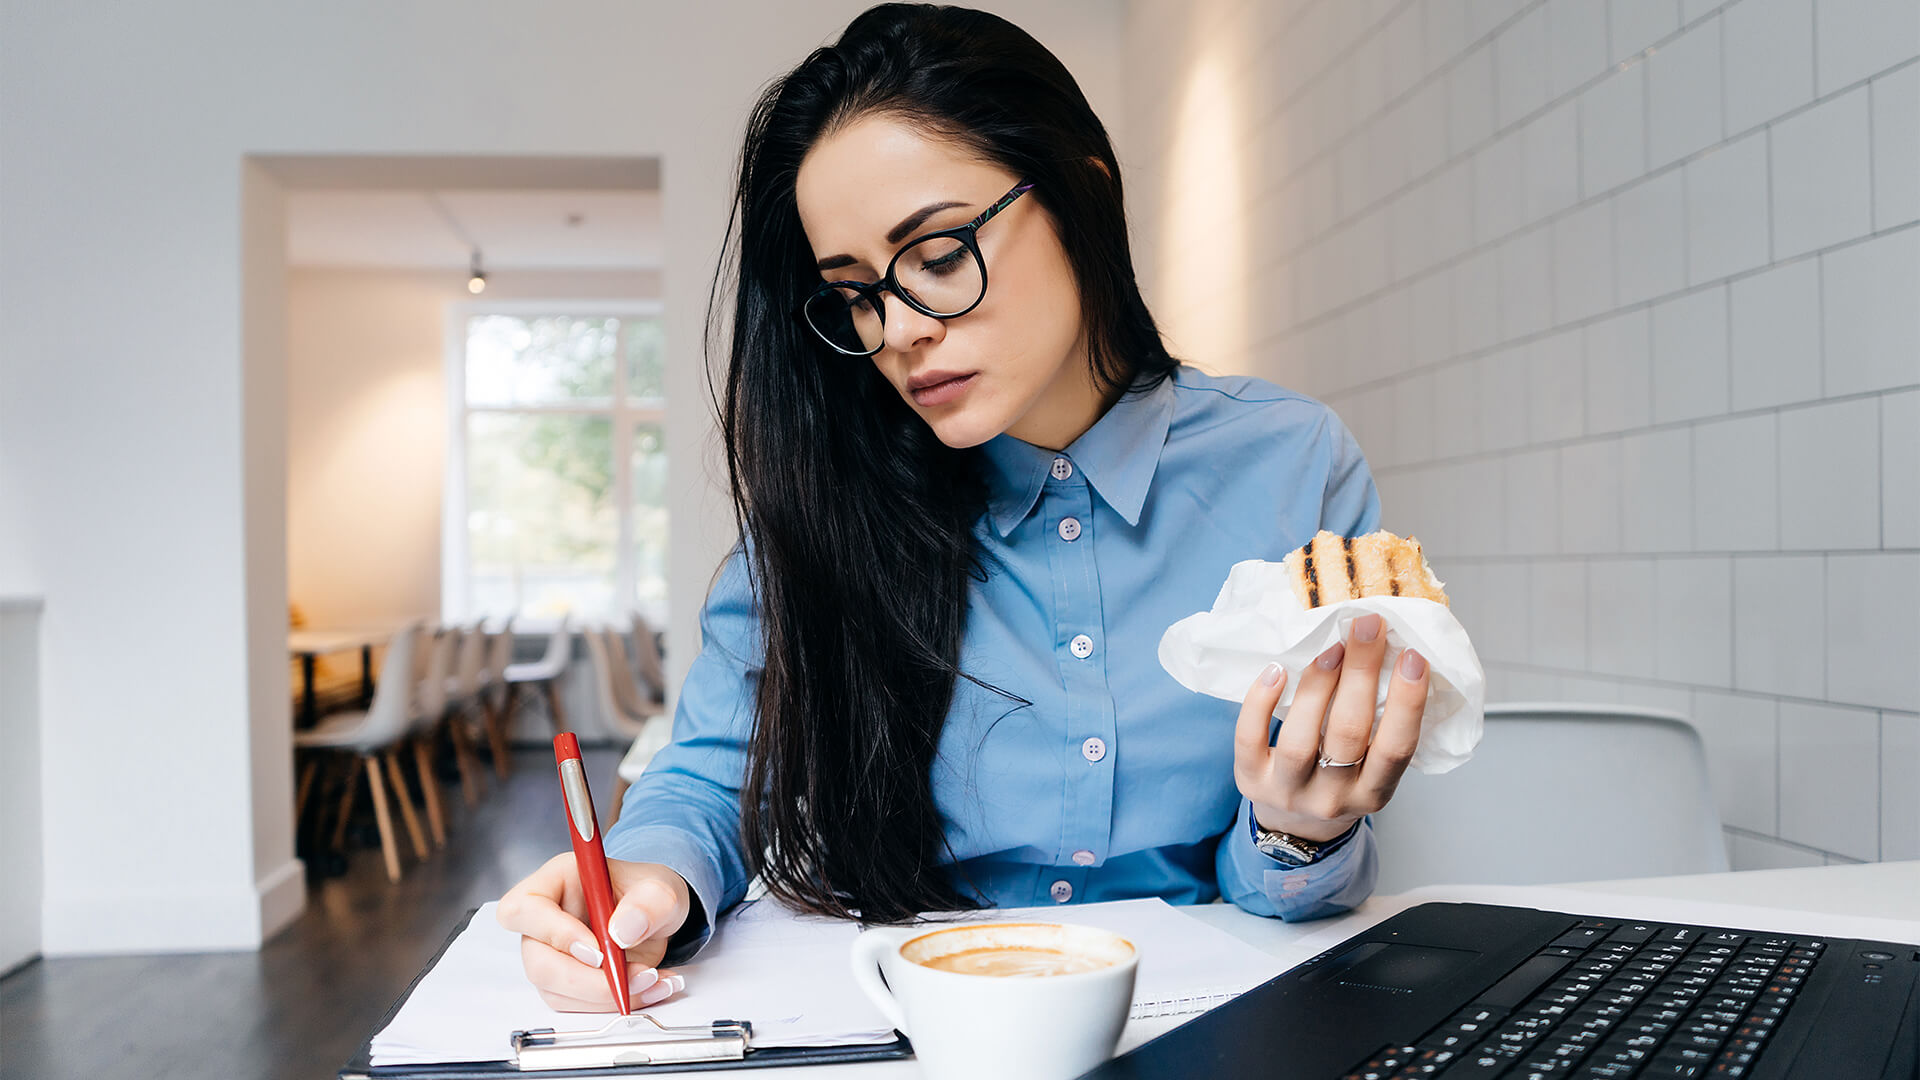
[483,695,513,781]
[412,734,447,847]
[544,679,569,735]
[384,749,429,861]
[364,754,403,884]
[330,753,362,852]
[448,713,486,806]
[294,757,320,827]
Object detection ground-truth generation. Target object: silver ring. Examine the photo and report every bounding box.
[1316,754,1365,768]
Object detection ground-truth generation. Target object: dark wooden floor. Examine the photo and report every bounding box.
[0,744,624,1080]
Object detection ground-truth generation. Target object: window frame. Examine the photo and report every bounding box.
[441,299,667,629]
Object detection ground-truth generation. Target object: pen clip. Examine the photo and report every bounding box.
[558,758,595,843]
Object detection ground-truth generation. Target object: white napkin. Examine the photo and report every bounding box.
[1157,559,1485,774]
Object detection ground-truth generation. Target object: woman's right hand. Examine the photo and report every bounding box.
[496,853,695,1012]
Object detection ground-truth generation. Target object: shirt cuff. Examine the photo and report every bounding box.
[601,824,724,965]
[1219,800,1377,921]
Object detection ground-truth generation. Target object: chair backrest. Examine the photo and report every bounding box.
[628,612,667,703]
[580,625,633,737]
[450,618,487,696]
[532,614,572,672]
[412,627,456,731]
[603,626,653,718]
[484,615,516,682]
[1370,703,1729,894]
[350,624,422,751]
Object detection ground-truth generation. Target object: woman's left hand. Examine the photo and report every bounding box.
[1231,613,1430,844]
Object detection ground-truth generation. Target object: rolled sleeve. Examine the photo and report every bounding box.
[1214,800,1378,922]
[603,543,761,963]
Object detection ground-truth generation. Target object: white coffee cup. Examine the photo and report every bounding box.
[848,920,1138,1080]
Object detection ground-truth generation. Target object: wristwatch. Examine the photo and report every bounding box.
[1251,816,1356,867]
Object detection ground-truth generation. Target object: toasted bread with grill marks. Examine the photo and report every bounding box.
[1280,530,1449,608]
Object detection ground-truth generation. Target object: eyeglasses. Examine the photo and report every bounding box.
[797,179,1035,356]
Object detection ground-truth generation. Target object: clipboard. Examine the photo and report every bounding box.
[338,908,915,1078]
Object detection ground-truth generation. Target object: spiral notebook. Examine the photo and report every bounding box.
[348,896,1281,1075]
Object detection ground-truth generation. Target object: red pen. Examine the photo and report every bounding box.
[553,733,631,1014]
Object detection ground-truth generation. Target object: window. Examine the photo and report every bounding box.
[443,304,667,626]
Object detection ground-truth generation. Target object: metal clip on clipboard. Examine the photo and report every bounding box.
[510,1015,755,1070]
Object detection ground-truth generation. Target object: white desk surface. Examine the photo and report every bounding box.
[721,861,1920,1078]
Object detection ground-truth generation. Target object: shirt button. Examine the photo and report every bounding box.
[1072,849,1096,866]
[1069,634,1094,659]
[1050,456,1073,480]
[1057,517,1082,542]
[1081,736,1107,762]
[1050,880,1073,903]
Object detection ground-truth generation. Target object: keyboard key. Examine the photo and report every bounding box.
[1553,926,1613,950]
[1477,955,1576,1010]
[1607,923,1658,945]
[1450,1042,1526,1075]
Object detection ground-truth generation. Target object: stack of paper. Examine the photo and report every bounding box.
[370,897,1282,1067]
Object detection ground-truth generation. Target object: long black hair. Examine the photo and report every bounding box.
[710,3,1179,923]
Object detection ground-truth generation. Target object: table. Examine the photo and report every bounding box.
[752,861,1920,1078]
[290,626,405,726]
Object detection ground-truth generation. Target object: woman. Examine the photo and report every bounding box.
[497,2,1431,1012]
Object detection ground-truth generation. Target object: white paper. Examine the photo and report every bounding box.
[913,897,1281,1018]
[1158,558,1486,774]
[370,897,1278,1067]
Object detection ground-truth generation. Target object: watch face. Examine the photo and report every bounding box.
[1256,831,1316,866]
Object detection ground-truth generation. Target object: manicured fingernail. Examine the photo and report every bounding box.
[1353,614,1382,643]
[1398,648,1427,680]
[638,974,684,1006]
[1316,642,1346,670]
[609,909,649,950]
[1258,662,1284,687]
[568,940,603,968]
[628,966,660,993]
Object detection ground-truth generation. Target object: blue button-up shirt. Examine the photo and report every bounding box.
[607,365,1382,961]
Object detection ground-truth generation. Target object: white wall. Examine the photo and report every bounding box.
[1122,0,1919,870]
[0,0,1122,953]
[0,599,44,973]
[287,266,662,629]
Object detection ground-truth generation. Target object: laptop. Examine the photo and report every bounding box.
[1081,901,1919,1079]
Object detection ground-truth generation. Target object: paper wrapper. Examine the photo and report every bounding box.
[1157,559,1486,774]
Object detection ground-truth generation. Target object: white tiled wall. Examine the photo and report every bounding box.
[1122,0,1919,868]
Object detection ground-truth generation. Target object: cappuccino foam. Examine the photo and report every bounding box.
[900,921,1135,980]
[917,945,1119,978]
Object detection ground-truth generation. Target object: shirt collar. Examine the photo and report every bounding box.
[976,372,1178,537]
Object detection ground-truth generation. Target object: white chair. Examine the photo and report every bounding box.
[584,625,671,781]
[442,621,490,805]
[478,614,517,779]
[628,611,668,705]
[1369,703,1729,895]
[405,626,457,848]
[504,615,574,736]
[293,624,427,883]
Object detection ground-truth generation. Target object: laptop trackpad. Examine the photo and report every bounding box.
[1309,942,1483,994]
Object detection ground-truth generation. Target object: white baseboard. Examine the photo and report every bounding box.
[42,859,309,955]
[257,857,308,940]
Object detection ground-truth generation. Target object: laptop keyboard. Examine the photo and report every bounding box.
[1339,917,1824,1079]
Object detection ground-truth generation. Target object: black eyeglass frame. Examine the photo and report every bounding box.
[795,179,1037,357]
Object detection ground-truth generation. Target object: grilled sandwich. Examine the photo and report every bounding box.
[1280,530,1449,608]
